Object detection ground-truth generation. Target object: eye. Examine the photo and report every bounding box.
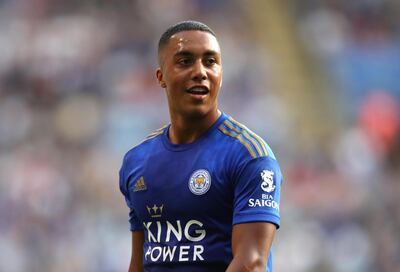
[205,58,216,66]
[178,58,192,66]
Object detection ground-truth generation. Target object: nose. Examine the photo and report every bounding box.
[192,60,207,81]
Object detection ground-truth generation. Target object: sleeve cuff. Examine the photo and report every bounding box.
[130,224,144,232]
[233,213,280,229]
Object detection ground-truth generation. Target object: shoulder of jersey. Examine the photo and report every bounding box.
[143,125,168,142]
[125,125,167,155]
[218,117,270,159]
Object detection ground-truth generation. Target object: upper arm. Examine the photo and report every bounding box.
[129,231,144,272]
[233,156,282,227]
[228,153,282,271]
[227,222,276,272]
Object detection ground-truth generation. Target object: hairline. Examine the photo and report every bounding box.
[157,21,217,66]
[157,31,220,68]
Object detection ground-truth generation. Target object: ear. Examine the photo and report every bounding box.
[156,68,166,88]
[219,68,223,89]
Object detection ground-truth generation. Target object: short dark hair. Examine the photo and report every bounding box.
[158,20,216,54]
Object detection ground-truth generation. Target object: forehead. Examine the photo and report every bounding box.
[164,30,221,55]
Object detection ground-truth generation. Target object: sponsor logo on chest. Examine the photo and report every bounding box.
[143,204,206,263]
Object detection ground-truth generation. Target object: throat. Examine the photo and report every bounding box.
[168,126,204,144]
[168,110,221,144]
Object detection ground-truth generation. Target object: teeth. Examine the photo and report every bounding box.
[188,87,208,94]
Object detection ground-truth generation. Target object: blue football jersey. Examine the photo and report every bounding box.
[119,112,282,272]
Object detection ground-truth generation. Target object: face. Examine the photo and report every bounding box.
[156,30,222,120]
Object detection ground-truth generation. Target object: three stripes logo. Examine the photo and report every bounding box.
[133,176,147,192]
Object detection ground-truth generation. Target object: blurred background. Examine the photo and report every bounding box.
[0,0,399,271]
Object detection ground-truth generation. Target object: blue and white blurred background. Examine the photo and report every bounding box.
[0,1,399,271]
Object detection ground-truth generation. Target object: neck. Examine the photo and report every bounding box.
[169,109,221,144]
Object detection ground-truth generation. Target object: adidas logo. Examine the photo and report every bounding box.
[133,176,147,192]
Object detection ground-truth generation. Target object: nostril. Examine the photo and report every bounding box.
[192,74,207,81]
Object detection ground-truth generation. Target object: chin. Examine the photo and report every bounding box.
[183,106,211,119]
[186,110,207,120]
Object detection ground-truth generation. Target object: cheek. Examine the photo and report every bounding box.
[167,71,187,86]
[211,73,222,88]
[211,67,222,81]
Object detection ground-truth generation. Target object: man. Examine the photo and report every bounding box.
[119,20,282,272]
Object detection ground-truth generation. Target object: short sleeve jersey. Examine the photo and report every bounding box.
[119,112,282,272]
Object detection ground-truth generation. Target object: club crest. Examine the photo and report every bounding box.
[188,169,211,195]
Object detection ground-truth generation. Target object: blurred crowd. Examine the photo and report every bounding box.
[0,0,399,271]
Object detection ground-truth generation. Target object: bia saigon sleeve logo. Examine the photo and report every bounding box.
[260,170,276,193]
[248,169,279,211]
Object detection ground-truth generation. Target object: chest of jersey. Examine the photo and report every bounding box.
[128,146,233,225]
[126,143,234,267]
[122,115,280,271]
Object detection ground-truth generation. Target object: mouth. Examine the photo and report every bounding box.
[186,86,209,96]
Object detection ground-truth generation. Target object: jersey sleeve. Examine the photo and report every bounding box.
[119,155,144,231]
[232,156,282,228]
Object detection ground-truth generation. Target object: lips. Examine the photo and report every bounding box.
[186,86,209,95]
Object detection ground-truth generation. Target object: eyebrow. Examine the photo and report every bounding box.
[173,50,219,58]
[174,51,193,58]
